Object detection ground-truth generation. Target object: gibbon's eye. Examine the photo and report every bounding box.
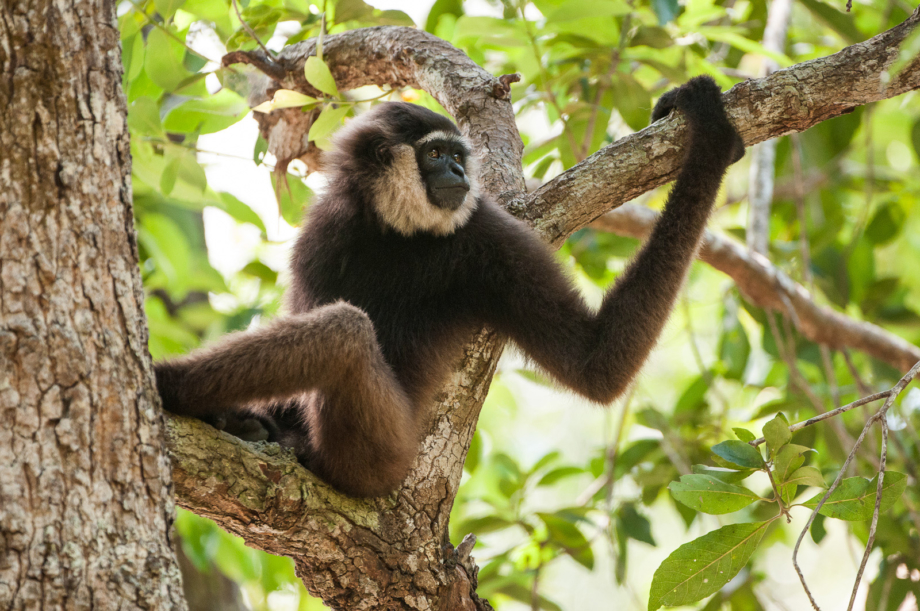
[428,148,440,159]
[452,153,463,163]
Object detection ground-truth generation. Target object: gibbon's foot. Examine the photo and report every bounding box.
[204,413,276,442]
[651,76,745,166]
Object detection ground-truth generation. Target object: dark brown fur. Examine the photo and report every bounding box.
[155,78,744,497]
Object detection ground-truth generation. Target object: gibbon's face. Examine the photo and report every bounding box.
[370,128,480,237]
[415,131,471,211]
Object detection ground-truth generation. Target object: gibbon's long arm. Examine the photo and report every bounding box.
[480,77,743,404]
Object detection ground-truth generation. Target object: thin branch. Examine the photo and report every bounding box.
[592,205,920,372]
[127,0,221,65]
[791,360,920,610]
[848,416,888,611]
[749,391,889,447]
[746,0,791,254]
[231,0,275,60]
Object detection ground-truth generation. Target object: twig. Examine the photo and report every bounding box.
[576,388,634,506]
[518,7,582,163]
[127,0,221,65]
[848,416,888,610]
[231,0,275,60]
[749,391,889,447]
[681,293,730,422]
[791,360,920,610]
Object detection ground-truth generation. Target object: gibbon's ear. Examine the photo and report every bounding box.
[374,140,395,166]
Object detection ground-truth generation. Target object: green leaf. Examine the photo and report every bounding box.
[762,413,791,456]
[491,583,562,611]
[865,202,906,245]
[465,430,483,474]
[271,172,313,226]
[617,504,656,546]
[810,513,827,544]
[611,73,651,133]
[529,450,561,474]
[773,444,811,484]
[719,297,750,380]
[733,428,756,443]
[669,475,759,515]
[425,0,463,33]
[127,97,163,136]
[691,465,755,484]
[304,56,340,97]
[334,0,373,22]
[648,522,769,611]
[137,213,191,286]
[308,105,349,145]
[711,440,764,469]
[154,0,186,20]
[253,134,268,166]
[162,89,248,135]
[802,472,908,521]
[214,192,267,234]
[547,0,631,22]
[786,466,826,489]
[241,261,278,284]
[124,33,146,81]
[144,28,190,91]
[911,119,920,161]
[538,513,594,569]
[272,89,320,110]
[630,25,672,48]
[780,483,798,506]
[537,467,584,487]
[160,155,180,195]
[459,515,515,535]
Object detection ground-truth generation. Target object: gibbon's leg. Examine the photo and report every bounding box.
[155,301,418,497]
[482,76,744,404]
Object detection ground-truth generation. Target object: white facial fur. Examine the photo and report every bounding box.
[372,136,480,237]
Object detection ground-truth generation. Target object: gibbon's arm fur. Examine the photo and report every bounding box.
[155,76,743,497]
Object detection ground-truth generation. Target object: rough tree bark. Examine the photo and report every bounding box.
[160,9,920,611]
[0,1,187,609]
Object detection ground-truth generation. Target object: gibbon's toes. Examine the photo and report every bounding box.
[729,131,746,165]
[222,414,273,442]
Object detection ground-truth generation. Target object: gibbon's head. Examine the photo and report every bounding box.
[328,102,480,236]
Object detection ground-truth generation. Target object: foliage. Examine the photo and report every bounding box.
[119,0,920,608]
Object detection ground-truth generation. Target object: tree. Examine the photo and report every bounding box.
[4,0,920,610]
[0,0,186,608]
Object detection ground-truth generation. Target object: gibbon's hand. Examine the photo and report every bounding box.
[651,76,745,166]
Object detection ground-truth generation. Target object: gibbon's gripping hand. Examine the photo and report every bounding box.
[651,76,745,166]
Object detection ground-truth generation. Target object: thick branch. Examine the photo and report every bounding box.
[593,205,920,371]
[225,26,525,201]
[520,6,920,245]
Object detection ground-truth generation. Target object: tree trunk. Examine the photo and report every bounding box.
[0,1,187,608]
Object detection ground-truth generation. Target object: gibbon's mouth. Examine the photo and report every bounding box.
[431,185,470,211]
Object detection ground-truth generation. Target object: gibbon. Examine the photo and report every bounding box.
[156,76,744,497]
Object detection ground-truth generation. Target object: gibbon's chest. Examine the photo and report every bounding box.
[298,225,479,345]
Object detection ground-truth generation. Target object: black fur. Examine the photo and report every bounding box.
[155,78,744,497]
